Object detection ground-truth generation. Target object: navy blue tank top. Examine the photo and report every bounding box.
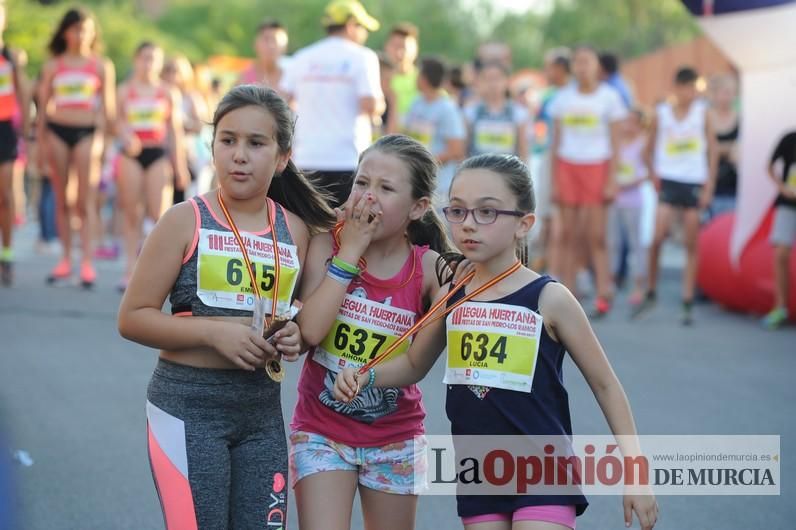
[445,275,588,517]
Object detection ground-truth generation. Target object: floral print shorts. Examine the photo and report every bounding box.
[289,431,427,495]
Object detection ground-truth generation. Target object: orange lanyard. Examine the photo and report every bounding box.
[357,260,522,374]
[217,190,281,324]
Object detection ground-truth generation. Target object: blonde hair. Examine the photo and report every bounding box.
[165,55,196,91]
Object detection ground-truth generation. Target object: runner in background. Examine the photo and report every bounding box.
[761,130,796,329]
[707,73,740,218]
[549,45,626,317]
[599,51,634,289]
[236,19,289,91]
[529,47,570,276]
[640,67,717,325]
[403,56,465,208]
[162,55,211,201]
[0,0,30,285]
[383,22,419,123]
[465,61,528,159]
[281,0,383,208]
[117,42,189,292]
[612,109,650,315]
[38,7,116,288]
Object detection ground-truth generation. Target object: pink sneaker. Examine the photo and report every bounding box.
[47,259,72,284]
[628,291,644,306]
[80,262,97,288]
[94,244,119,260]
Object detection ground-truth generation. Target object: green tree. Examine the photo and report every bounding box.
[4,0,181,78]
[523,0,698,66]
[3,0,700,78]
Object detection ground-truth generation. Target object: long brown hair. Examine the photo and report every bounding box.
[48,8,100,56]
[212,84,336,234]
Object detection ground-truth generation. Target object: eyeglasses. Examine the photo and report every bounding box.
[442,206,525,225]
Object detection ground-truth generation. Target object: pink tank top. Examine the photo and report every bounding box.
[125,84,171,144]
[52,56,101,111]
[291,243,429,447]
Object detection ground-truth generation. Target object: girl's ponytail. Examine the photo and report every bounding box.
[267,160,335,234]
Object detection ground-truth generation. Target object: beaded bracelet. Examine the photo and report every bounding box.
[359,367,376,393]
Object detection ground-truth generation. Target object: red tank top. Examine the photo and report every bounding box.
[52,56,101,111]
[0,49,17,121]
[291,243,429,447]
[125,84,171,144]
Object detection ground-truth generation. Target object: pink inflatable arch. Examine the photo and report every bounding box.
[698,209,796,318]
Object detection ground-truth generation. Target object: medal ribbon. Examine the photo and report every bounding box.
[357,260,522,375]
[217,190,282,324]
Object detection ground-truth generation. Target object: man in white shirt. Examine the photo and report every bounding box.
[281,0,384,207]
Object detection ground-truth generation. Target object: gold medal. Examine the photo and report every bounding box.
[265,358,285,382]
[264,315,291,382]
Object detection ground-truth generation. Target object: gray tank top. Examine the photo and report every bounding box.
[170,195,299,317]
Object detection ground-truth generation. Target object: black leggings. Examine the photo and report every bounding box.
[146,359,288,530]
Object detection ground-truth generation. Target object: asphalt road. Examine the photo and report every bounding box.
[1,223,793,530]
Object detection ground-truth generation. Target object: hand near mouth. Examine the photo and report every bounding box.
[336,192,383,264]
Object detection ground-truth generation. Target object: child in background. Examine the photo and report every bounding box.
[465,61,528,160]
[403,57,466,206]
[613,109,650,314]
[549,45,627,317]
[116,42,189,291]
[39,7,116,288]
[0,0,30,285]
[761,129,796,329]
[641,67,717,325]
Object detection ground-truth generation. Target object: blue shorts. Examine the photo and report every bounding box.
[289,431,427,495]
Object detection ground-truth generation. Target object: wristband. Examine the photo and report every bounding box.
[331,256,360,275]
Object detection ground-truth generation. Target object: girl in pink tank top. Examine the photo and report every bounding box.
[116,42,190,292]
[38,7,116,288]
[291,134,452,530]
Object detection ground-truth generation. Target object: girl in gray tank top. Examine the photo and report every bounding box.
[118,85,334,529]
